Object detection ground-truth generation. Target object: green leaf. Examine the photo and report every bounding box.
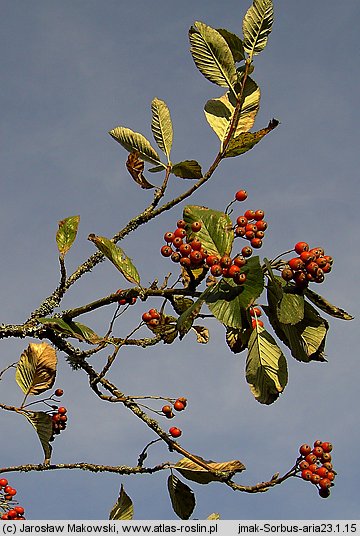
[183,205,234,257]
[177,288,211,340]
[151,98,173,161]
[242,0,274,60]
[56,215,80,258]
[167,474,196,520]
[174,457,245,485]
[16,343,57,397]
[226,326,251,354]
[277,293,305,325]
[216,29,245,63]
[189,22,237,88]
[265,279,328,362]
[148,165,165,173]
[205,257,264,328]
[172,161,202,179]
[224,118,279,158]
[245,327,288,404]
[88,234,140,285]
[109,126,162,166]
[170,296,195,316]
[109,484,134,520]
[21,410,53,464]
[204,77,260,144]
[38,318,101,345]
[304,287,353,321]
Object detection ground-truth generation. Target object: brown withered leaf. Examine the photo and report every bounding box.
[126,152,155,189]
[174,456,245,484]
[192,325,210,344]
[16,342,57,396]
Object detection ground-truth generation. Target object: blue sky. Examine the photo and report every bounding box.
[1,0,359,520]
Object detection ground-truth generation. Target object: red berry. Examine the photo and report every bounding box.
[294,242,309,255]
[180,256,191,267]
[293,271,308,288]
[250,238,262,249]
[250,307,262,317]
[220,255,232,268]
[54,389,64,397]
[0,478,9,487]
[309,247,324,258]
[310,473,321,485]
[255,231,265,239]
[254,210,265,221]
[169,427,182,438]
[7,510,17,519]
[228,265,241,278]
[235,190,248,202]
[236,215,248,227]
[319,478,331,490]
[172,237,183,249]
[206,255,220,267]
[174,228,186,239]
[327,471,335,481]
[190,250,203,265]
[233,256,246,268]
[171,252,181,263]
[191,221,202,232]
[299,443,312,456]
[190,238,202,251]
[241,246,253,258]
[299,460,309,471]
[177,220,186,229]
[321,442,333,453]
[179,243,191,256]
[252,319,264,329]
[288,257,305,271]
[164,232,175,243]
[148,318,160,327]
[245,223,258,233]
[322,452,332,462]
[316,466,329,479]
[312,446,324,458]
[323,462,333,471]
[162,405,172,414]
[244,209,255,220]
[58,407,67,415]
[14,507,25,515]
[245,230,255,240]
[1,514,9,520]
[233,272,247,285]
[235,226,246,237]
[149,309,160,319]
[255,220,267,231]
[142,312,152,323]
[308,463,318,473]
[161,245,173,257]
[300,251,315,264]
[173,400,185,411]
[301,469,313,481]
[281,268,293,282]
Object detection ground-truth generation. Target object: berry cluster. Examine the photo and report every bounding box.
[50,405,68,442]
[161,398,187,438]
[250,306,264,329]
[282,242,333,289]
[0,478,25,520]
[234,190,267,251]
[142,308,161,327]
[297,441,335,498]
[116,289,137,306]
[161,219,207,269]
[160,219,251,284]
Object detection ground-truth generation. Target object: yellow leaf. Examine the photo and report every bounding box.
[16,342,57,396]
